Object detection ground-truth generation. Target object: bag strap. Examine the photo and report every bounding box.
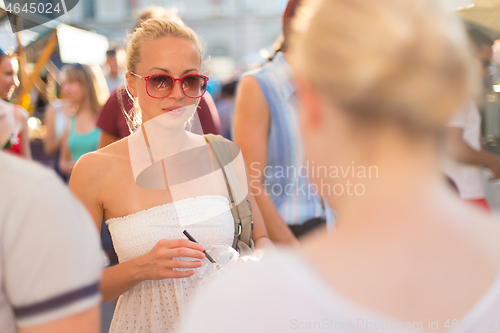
[204,134,253,250]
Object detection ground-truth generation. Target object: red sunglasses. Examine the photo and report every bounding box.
[130,72,209,99]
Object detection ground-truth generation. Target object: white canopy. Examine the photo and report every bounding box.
[457,0,500,33]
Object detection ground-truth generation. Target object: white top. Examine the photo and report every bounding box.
[106,194,234,333]
[443,102,485,199]
[180,248,500,333]
[51,99,69,139]
[0,100,25,147]
[0,152,102,332]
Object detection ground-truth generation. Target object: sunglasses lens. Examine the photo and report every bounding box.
[182,75,207,98]
[147,75,174,97]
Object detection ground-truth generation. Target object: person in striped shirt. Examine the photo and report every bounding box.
[0,151,102,333]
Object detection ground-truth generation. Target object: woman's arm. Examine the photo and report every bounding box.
[43,104,61,156]
[225,137,273,250]
[15,107,32,159]
[69,154,206,302]
[20,116,32,159]
[58,126,74,176]
[70,156,140,302]
[233,76,299,246]
[246,189,273,249]
[444,127,500,179]
[19,306,99,333]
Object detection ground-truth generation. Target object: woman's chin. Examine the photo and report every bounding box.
[143,111,192,130]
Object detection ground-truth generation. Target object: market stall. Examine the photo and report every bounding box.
[0,4,109,164]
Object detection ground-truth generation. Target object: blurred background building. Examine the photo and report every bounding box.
[67,0,288,79]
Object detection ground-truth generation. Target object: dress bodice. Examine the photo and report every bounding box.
[106,194,234,332]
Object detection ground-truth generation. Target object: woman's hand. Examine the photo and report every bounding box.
[134,239,206,281]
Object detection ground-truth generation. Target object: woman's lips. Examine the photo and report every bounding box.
[162,106,185,116]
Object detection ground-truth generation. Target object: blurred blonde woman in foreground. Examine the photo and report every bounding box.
[181,0,500,332]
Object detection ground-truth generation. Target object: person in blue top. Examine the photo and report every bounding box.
[59,63,109,177]
[233,0,333,245]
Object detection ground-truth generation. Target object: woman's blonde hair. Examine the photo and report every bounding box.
[133,6,184,31]
[292,0,476,134]
[62,64,109,116]
[123,16,204,131]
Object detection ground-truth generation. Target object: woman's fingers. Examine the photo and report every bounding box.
[168,247,206,260]
[169,270,196,278]
[156,261,202,279]
[145,238,211,279]
[160,238,204,251]
[155,239,206,259]
[167,259,204,269]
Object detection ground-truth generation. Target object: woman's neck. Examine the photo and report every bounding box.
[141,117,194,162]
[325,135,455,234]
[73,99,93,117]
[338,172,451,232]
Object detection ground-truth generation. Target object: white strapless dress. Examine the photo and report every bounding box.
[106,195,234,333]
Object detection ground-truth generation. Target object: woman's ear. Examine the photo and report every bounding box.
[296,74,323,135]
[125,72,138,98]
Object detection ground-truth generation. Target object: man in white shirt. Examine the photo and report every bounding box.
[0,151,102,333]
[444,28,500,212]
[103,48,125,93]
[444,102,500,211]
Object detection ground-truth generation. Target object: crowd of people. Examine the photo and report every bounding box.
[1,0,500,332]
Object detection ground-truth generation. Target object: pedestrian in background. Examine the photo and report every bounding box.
[0,151,102,333]
[233,0,333,245]
[59,63,109,177]
[443,28,500,212]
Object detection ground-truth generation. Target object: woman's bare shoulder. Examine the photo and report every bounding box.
[203,134,241,156]
[72,137,130,181]
[97,136,130,158]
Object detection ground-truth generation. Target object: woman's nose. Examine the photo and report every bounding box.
[169,80,184,99]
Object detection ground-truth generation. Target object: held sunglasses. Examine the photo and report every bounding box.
[130,72,209,99]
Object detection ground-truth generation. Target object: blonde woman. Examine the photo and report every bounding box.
[69,18,269,332]
[59,64,109,176]
[181,0,500,332]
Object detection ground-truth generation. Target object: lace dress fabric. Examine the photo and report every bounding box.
[106,195,234,332]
